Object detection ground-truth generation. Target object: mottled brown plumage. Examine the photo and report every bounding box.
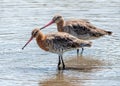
[45,32,92,54]
[40,14,112,55]
[52,15,112,40]
[22,28,92,69]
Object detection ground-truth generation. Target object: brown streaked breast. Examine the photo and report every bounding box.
[36,35,49,51]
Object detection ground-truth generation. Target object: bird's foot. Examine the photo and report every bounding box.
[80,48,84,55]
[77,49,79,57]
[62,64,65,70]
[58,66,61,70]
[58,65,65,70]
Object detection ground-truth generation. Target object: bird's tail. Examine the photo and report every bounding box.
[106,31,112,35]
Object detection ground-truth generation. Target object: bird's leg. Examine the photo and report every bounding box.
[58,55,61,70]
[61,55,65,70]
[77,49,79,57]
[80,48,84,55]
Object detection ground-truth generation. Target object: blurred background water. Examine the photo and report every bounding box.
[0,0,120,86]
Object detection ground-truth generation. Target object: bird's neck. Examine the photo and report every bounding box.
[36,32,49,51]
[56,19,64,32]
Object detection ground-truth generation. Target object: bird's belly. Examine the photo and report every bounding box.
[63,29,100,40]
[66,31,99,40]
[77,34,99,40]
[47,47,78,54]
[70,32,94,40]
[63,29,90,40]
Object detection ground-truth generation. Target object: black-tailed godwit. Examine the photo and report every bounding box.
[40,15,112,55]
[22,28,92,70]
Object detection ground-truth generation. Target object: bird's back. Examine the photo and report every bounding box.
[45,32,92,54]
[63,19,112,40]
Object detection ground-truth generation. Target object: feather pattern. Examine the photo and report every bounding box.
[56,19,112,40]
[45,32,91,54]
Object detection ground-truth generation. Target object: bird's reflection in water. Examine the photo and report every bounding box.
[40,70,78,86]
[39,55,105,86]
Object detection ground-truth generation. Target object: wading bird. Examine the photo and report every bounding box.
[22,28,92,70]
[40,15,112,56]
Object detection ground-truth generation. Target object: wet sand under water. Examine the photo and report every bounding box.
[40,56,108,86]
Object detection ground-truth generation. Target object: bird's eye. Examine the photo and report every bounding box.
[34,31,38,36]
[57,16,61,19]
[52,15,62,21]
[32,30,38,37]
[53,16,61,21]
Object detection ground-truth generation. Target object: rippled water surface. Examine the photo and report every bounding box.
[0,0,120,86]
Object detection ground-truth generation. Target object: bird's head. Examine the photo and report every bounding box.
[52,15,63,23]
[40,15,63,30]
[31,28,40,38]
[22,28,40,50]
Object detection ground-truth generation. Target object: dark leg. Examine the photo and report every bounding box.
[77,49,79,57]
[80,48,84,55]
[58,55,61,70]
[61,55,65,70]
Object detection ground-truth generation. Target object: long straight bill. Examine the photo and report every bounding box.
[22,36,33,50]
[40,20,54,30]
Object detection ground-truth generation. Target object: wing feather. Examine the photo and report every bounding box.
[64,19,107,39]
[46,32,82,51]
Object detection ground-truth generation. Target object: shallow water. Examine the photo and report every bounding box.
[0,0,120,86]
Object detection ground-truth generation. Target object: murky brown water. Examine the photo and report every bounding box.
[0,0,120,86]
